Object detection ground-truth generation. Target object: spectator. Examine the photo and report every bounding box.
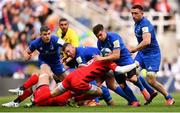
[0,34,13,60]
[155,0,171,13]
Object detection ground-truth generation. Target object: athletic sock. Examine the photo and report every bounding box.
[90,80,100,103]
[23,74,39,89]
[165,94,173,100]
[114,86,132,102]
[133,78,145,91]
[139,76,154,94]
[123,84,138,102]
[14,89,33,103]
[101,86,112,103]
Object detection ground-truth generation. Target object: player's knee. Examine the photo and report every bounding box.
[146,71,157,84]
[129,75,137,83]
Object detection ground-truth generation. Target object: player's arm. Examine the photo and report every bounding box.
[109,61,139,74]
[94,49,120,61]
[76,56,87,67]
[130,27,151,53]
[94,39,120,61]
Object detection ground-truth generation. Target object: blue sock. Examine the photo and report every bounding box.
[101,86,112,103]
[114,86,132,102]
[165,94,173,100]
[123,84,138,102]
[90,80,99,103]
[133,78,145,91]
[139,76,154,94]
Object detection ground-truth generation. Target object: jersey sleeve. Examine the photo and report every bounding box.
[111,34,121,50]
[76,55,86,65]
[28,40,37,52]
[141,20,153,34]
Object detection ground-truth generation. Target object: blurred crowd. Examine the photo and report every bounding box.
[88,0,176,13]
[0,0,180,78]
[0,0,52,61]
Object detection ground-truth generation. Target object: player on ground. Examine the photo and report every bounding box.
[62,43,113,106]
[62,43,139,106]
[29,58,139,107]
[129,4,174,105]
[2,73,72,107]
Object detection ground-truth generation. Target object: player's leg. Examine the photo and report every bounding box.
[2,89,33,107]
[50,63,69,81]
[146,71,174,105]
[114,72,139,105]
[33,78,69,104]
[105,74,132,102]
[50,91,72,106]
[2,73,39,107]
[127,68,151,103]
[105,74,140,107]
[89,80,100,104]
[135,53,158,103]
[144,54,174,105]
[8,73,39,95]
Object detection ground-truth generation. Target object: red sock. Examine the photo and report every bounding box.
[14,89,33,103]
[75,94,95,102]
[23,74,39,89]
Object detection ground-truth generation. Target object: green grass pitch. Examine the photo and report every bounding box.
[0,92,179,112]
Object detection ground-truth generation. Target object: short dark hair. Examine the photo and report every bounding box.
[61,43,71,51]
[132,4,143,11]
[59,18,68,24]
[93,24,104,35]
[40,26,50,32]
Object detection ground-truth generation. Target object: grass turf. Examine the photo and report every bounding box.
[0,92,179,112]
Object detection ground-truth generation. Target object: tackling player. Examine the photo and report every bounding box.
[30,58,139,107]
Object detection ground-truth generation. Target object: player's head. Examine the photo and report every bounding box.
[62,43,76,58]
[40,26,51,43]
[100,48,112,57]
[131,4,144,22]
[59,18,69,34]
[93,24,107,42]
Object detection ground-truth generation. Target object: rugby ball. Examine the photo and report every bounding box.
[100,48,112,57]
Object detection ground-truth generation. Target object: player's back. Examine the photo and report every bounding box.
[73,59,111,82]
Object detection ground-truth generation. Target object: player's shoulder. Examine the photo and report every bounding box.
[108,32,121,42]
[30,37,41,44]
[50,35,59,42]
[51,35,59,39]
[141,17,151,25]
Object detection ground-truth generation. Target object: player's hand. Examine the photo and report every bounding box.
[93,55,104,61]
[127,46,136,53]
[135,60,140,68]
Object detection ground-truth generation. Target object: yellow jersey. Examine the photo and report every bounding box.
[56,28,79,47]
